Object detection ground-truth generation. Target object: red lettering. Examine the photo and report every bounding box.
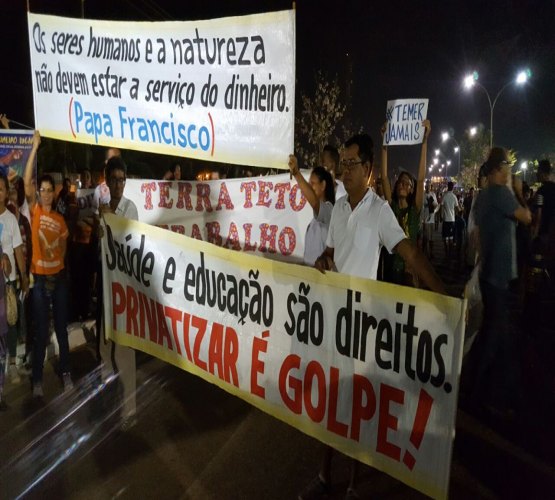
[350,374,376,441]
[156,302,174,351]
[259,223,277,253]
[223,326,239,386]
[273,182,290,209]
[279,354,302,414]
[250,332,268,398]
[278,227,296,256]
[192,315,208,370]
[111,282,125,330]
[125,285,139,337]
[327,366,349,437]
[216,182,234,210]
[195,183,213,212]
[191,224,203,240]
[256,180,273,207]
[170,225,185,234]
[182,312,192,361]
[157,181,174,208]
[224,222,242,251]
[243,223,257,251]
[304,361,326,423]
[241,181,256,208]
[208,322,224,379]
[377,383,404,462]
[289,184,307,211]
[140,181,156,210]
[176,182,193,210]
[206,221,222,246]
[164,305,183,355]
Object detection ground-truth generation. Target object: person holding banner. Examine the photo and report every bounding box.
[23,132,73,397]
[97,155,138,427]
[380,120,430,286]
[304,133,445,500]
[288,156,335,266]
[0,172,29,384]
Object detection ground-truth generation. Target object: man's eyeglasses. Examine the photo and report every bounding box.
[340,159,364,171]
[108,177,126,185]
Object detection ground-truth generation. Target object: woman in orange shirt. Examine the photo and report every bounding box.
[23,132,72,397]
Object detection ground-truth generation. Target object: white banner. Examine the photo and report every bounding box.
[28,11,295,169]
[102,213,466,499]
[383,98,429,146]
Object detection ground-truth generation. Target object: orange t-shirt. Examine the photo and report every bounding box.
[31,204,69,275]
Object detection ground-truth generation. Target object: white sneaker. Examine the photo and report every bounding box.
[8,364,20,384]
[33,383,44,398]
[62,373,74,392]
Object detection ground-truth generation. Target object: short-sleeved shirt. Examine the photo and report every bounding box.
[326,189,406,279]
[115,196,138,221]
[304,200,333,266]
[31,204,69,275]
[442,191,459,222]
[0,209,23,281]
[475,184,519,289]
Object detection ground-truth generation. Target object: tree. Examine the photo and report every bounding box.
[458,126,490,189]
[295,71,346,168]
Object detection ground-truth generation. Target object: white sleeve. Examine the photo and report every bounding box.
[10,214,23,249]
[325,205,338,249]
[377,202,407,253]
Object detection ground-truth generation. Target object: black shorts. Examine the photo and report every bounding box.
[442,221,455,239]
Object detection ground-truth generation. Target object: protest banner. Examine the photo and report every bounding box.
[123,173,312,262]
[383,99,429,146]
[27,11,295,169]
[102,213,466,499]
[0,129,37,180]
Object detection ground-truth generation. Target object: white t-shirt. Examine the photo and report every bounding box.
[0,209,23,281]
[304,200,333,266]
[115,196,139,221]
[442,191,459,222]
[335,179,347,200]
[326,189,406,279]
[424,191,438,224]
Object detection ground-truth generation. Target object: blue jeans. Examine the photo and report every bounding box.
[32,272,70,384]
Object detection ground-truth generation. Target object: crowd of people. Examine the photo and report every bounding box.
[0,117,553,499]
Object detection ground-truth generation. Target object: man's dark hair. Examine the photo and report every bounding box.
[311,166,335,205]
[447,181,454,191]
[538,159,552,175]
[344,134,374,165]
[322,144,339,168]
[105,156,127,180]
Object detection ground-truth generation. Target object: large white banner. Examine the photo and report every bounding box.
[28,11,295,169]
[102,213,466,499]
[75,174,313,262]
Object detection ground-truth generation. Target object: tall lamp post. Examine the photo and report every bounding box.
[441,131,461,176]
[463,69,531,149]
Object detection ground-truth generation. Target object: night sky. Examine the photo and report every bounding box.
[3,0,555,176]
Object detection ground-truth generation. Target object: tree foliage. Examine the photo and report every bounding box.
[458,127,490,189]
[295,71,346,168]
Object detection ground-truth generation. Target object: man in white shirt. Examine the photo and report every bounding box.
[441,181,460,258]
[301,133,444,500]
[98,155,138,428]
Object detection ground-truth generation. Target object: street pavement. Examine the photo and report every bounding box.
[1,226,554,499]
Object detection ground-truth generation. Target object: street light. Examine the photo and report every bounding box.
[463,69,532,148]
[469,126,477,137]
[520,161,528,183]
[434,149,440,156]
[441,130,461,176]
